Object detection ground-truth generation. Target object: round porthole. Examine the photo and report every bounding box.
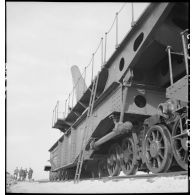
[119,58,125,71]
[134,95,146,108]
[133,32,144,51]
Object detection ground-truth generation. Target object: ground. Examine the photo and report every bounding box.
[7,174,189,193]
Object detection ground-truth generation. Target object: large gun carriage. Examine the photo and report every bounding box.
[45,2,189,182]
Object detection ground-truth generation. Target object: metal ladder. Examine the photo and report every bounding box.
[74,73,99,183]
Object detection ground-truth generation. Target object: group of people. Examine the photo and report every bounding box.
[14,167,33,181]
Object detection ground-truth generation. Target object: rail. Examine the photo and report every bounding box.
[48,170,188,183]
[166,29,189,86]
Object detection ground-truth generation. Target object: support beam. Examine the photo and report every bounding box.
[92,121,133,149]
[64,121,73,127]
[89,88,99,99]
[78,101,87,109]
[73,111,81,117]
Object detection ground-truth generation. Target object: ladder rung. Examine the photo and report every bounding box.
[74,73,100,183]
[170,51,184,56]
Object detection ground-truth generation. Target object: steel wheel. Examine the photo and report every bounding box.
[107,143,121,176]
[172,114,189,170]
[120,138,138,175]
[144,125,173,173]
[98,159,109,178]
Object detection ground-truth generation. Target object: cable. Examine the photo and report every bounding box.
[104,32,107,63]
[118,3,126,14]
[116,12,118,48]
[64,2,128,112]
[107,15,116,35]
[93,38,103,55]
[85,55,93,69]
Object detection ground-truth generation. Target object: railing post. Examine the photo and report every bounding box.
[54,105,56,125]
[101,37,103,68]
[54,105,57,125]
[84,67,86,94]
[57,100,59,120]
[131,3,135,27]
[104,32,107,64]
[115,12,118,49]
[181,30,189,75]
[91,53,94,83]
[52,110,54,127]
[64,99,67,118]
[67,94,70,114]
[72,88,74,109]
[166,46,174,85]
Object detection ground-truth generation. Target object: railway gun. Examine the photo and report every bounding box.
[44,2,189,182]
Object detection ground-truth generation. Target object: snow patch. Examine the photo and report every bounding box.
[9,175,189,193]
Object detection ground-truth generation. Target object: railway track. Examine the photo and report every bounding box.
[44,170,188,183]
[98,171,188,182]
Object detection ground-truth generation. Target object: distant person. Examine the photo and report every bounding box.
[21,169,23,181]
[24,169,28,181]
[21,169,25,181]
[14,167,19,180]
[19,167,23,181]
[28,168,33,181]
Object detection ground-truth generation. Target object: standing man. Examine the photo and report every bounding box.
[14,167,19,180]
[19,167,23,181]
[24,168,28,181]
[28,168,33,181]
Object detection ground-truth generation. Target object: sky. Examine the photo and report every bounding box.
[6,2,150,180]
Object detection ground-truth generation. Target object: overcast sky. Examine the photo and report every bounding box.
[6,2,149,179]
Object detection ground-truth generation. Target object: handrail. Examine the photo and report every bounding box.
[181,29,189,75]
[116,12,118,49]
[52,3,146,128]
[166,29,189,87]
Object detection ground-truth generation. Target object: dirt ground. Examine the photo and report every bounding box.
[7,174,189,193]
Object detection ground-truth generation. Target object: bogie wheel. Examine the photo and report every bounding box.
[143,125,173,173]
[97,159,109,178]
[107,143,121,176]
[120,137,138,175]
[171,114,189,170]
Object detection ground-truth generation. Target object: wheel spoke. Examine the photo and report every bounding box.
[152,158,156,168]
[173,136,183,140]
[177,147,183,153]
[156,131,159,140]
[128,146,133,154]
[159,135,163,142]
[179,119,184,132]
[127,163,130,170]
[158,152,164,160]
[147,151,152,159]
[157,156,161,168]
[127,143,131,150]
[152,132,155,140]
[148,138,152,144]
[184,152,188,161]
